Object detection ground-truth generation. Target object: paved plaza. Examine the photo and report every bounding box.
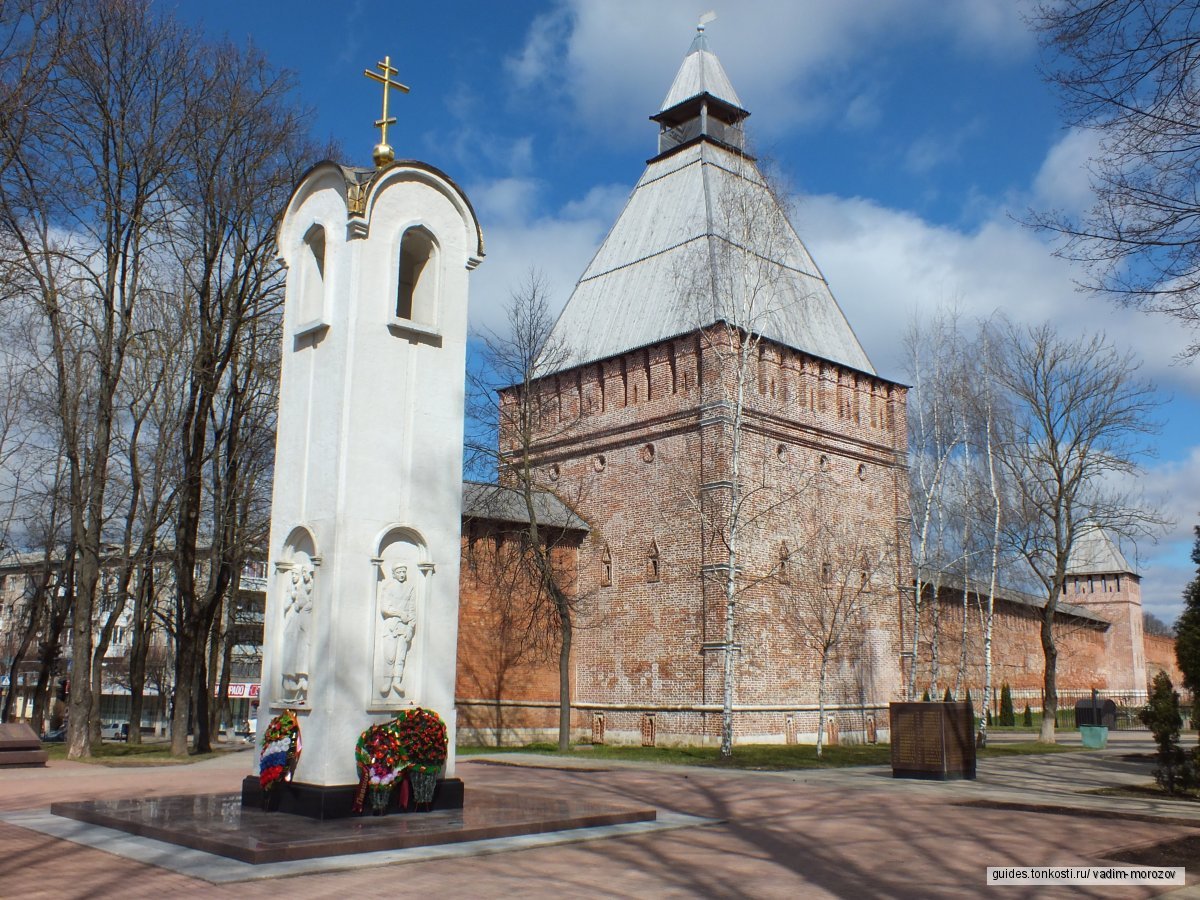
[0,734,1198,898]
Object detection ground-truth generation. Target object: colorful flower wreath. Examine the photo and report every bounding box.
[259,709,301,790]
[392,706,448,772]
[351,719,411,812]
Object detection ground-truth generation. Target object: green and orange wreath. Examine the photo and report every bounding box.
[259,709,301,790]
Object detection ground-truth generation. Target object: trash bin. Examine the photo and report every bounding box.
[1079,724,1109,749]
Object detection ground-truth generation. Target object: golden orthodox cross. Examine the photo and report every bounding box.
[364,55,410,168]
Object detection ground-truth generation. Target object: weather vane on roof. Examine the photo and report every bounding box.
[364,55,410,169]
[697,11,716,32]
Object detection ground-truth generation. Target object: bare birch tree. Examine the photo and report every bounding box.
[903,311,965,699]
[674,156,812,758]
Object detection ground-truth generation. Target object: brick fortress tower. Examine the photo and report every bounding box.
[490,26,911,746]
[1063,526,1147,696]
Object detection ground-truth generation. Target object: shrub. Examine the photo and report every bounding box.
[1139,672,1195,794]
[943,687,953,702]
[1022,704,1032,728]
[999,684,1015,727]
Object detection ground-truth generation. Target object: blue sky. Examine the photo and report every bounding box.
[181,0,1199,622]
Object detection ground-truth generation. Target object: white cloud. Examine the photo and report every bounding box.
[797,191,1198,394]
[506,6,571,89]
[466,180,628,336]
[1136,448,1200,621]
[507,0,1036,144]
[904,120,983,175]
[1032,127,1102,215]
[471,177,543,225]
[843,92,882,131]
[798,184,1200,620]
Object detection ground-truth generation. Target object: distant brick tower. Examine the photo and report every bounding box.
[501,25,910,746]
[1064,526,1146,696]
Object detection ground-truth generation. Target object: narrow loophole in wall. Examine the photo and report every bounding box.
[593,453,606,472]
[641,443,655,463]
[825,717,840,746]
[641,713,656,747]
[785,713,797,745]
[591,712,606,745]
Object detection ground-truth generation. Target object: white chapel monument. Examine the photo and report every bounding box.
[247,57,483,816]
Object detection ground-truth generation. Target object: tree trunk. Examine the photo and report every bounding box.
[66,547,99,759]
[126,566,151,746]
[1039,610,1058,743]
[203,598,223,744]
[32,665,52,735]
[980,412,1001,749]
[195,648,211,754]
[557,608,572,752]
[816,652,829,759]
[2,597,43,722]
[170,632,196,756]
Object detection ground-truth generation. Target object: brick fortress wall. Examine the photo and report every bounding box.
[461,328,911,746]
[912,580,1173,714]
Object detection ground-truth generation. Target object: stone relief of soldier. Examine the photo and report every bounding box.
[375,563,417,699]
[280,560,315,703]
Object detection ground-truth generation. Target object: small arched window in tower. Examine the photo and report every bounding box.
[821,560,833,584]
[396,226,437,322]
[778,542,791,584]
[601,545,612,587]
[647,541,660,583]
[299,223,326,324]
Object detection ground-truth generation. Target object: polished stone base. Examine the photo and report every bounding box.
[239,775,465,819]
[0,723,48,767]
[50,788,657,865]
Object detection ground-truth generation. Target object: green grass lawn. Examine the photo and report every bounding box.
[458,739,1078,769]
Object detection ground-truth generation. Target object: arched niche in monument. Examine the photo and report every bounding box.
[370,526,431,709]
[298,223,327,326]
[395,225,439,324]
[279,164,347,339]
[277,525,320,707]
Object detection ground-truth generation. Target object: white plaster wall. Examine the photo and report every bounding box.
[260,162,479,787]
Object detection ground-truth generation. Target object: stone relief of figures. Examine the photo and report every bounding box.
[280,557,315,704]
[374,562,417,700]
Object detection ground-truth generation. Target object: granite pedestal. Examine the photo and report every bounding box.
[0,723,48,767]
[239,774,464,819]
[51,787,656,864]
